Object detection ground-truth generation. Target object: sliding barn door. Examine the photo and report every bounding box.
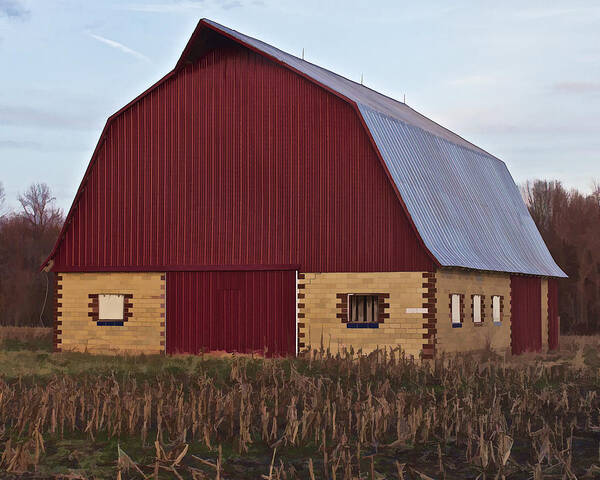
[166,270,296,356]
[510,275,542,354]
[548,278,559,350]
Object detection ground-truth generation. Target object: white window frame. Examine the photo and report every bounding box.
[451,294,462,325]
[472,294,482,324]
[348,294,379,324]
[98,294,125,321]
[492,295,501,324]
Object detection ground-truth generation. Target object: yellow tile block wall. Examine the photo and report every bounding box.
[299,272,427,358]
[57,272,165,355]
[436,269,511,354]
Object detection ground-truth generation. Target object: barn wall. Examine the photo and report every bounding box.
[541,278,548,351]
[56,272,165,354]
[298,272,429,358]
[435,270,512,354]
[548,278,559,350]
[52,43,432,273]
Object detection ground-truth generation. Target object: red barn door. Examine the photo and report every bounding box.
[166,270,296,356]
[548,278,559,350]
[510,275,542,354]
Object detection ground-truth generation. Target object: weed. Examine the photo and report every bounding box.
[0,333,599,478]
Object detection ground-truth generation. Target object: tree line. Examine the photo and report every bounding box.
[522,179,600,334]
[0,182,63,327]
[0,179,598,334]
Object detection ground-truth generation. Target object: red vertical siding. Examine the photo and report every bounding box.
[166,270,296,356]
[548,278,559,350]
[51,43,432,273]
[510,275,542,355]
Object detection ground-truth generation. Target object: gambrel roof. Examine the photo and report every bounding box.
[194,20,564,277]
[43,19,566,277]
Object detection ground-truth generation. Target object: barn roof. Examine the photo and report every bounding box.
[43,19,566,277]
[196,19,565,277]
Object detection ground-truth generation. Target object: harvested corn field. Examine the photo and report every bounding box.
[0,333,600,478]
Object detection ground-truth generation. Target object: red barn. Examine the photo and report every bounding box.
[43,19,565,357]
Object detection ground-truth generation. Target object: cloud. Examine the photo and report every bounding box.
[436,106,600,137]
[515,7,600,20]
[0,138,89,152]
[123,0,247,13]
[124,1,206,12]
[87,32,150,62]
[553,82,600,94]
[0,105,96,130]
[0,139,43,150]
[0,0,29,19]
[466,119,600,136]
[222,0,242,9]
[448,75,498,87]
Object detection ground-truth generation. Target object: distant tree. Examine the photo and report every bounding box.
[592,179,600,207]
[0,183,63,326]
[18,183,63,232]
[523,179,600,334]
[0,182,6,220]
[522,180,559,232]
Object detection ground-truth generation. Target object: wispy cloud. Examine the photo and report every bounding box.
[87,32,150,62]
[123,0,247,13]
[553,81,600,94]
[0,139,88,152]
[0,0,29,19]
[437,106,600,137]
[0,139,43,150]
[124,1,206,13]
[0,105,96,130]
[448,74,498,87]
[469,120,600,136]
[515,7,600,20]
[222,0,242,10]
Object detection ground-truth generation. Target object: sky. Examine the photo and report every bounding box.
[1,0,599,212]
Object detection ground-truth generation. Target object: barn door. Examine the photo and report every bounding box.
[548,278,559,350]
[510,275,542,354]
[166,270,296,356]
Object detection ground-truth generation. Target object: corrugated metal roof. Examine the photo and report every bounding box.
[359,105,566,277]
[202,19,566,277]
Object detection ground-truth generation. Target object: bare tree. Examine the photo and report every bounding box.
[523,179,600,334]
[592,179,600,207]
[521,179,559,233]
[18,183,63,232]
[0,183,63,326]
[0,182,7,220]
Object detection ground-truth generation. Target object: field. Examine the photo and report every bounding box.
[0,328,599,479]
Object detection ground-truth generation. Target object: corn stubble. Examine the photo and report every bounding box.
[0,348,599,479]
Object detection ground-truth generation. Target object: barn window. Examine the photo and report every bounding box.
[492,295,502,324]
[472,294,483,324]
[451,294,463,327]
[98,294,125,326]
[347,294,379,328]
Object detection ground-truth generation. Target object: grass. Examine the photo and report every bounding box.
[0,327,53,352]
[0,328,599,479]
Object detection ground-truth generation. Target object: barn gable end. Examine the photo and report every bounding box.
[47,39,432,273]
